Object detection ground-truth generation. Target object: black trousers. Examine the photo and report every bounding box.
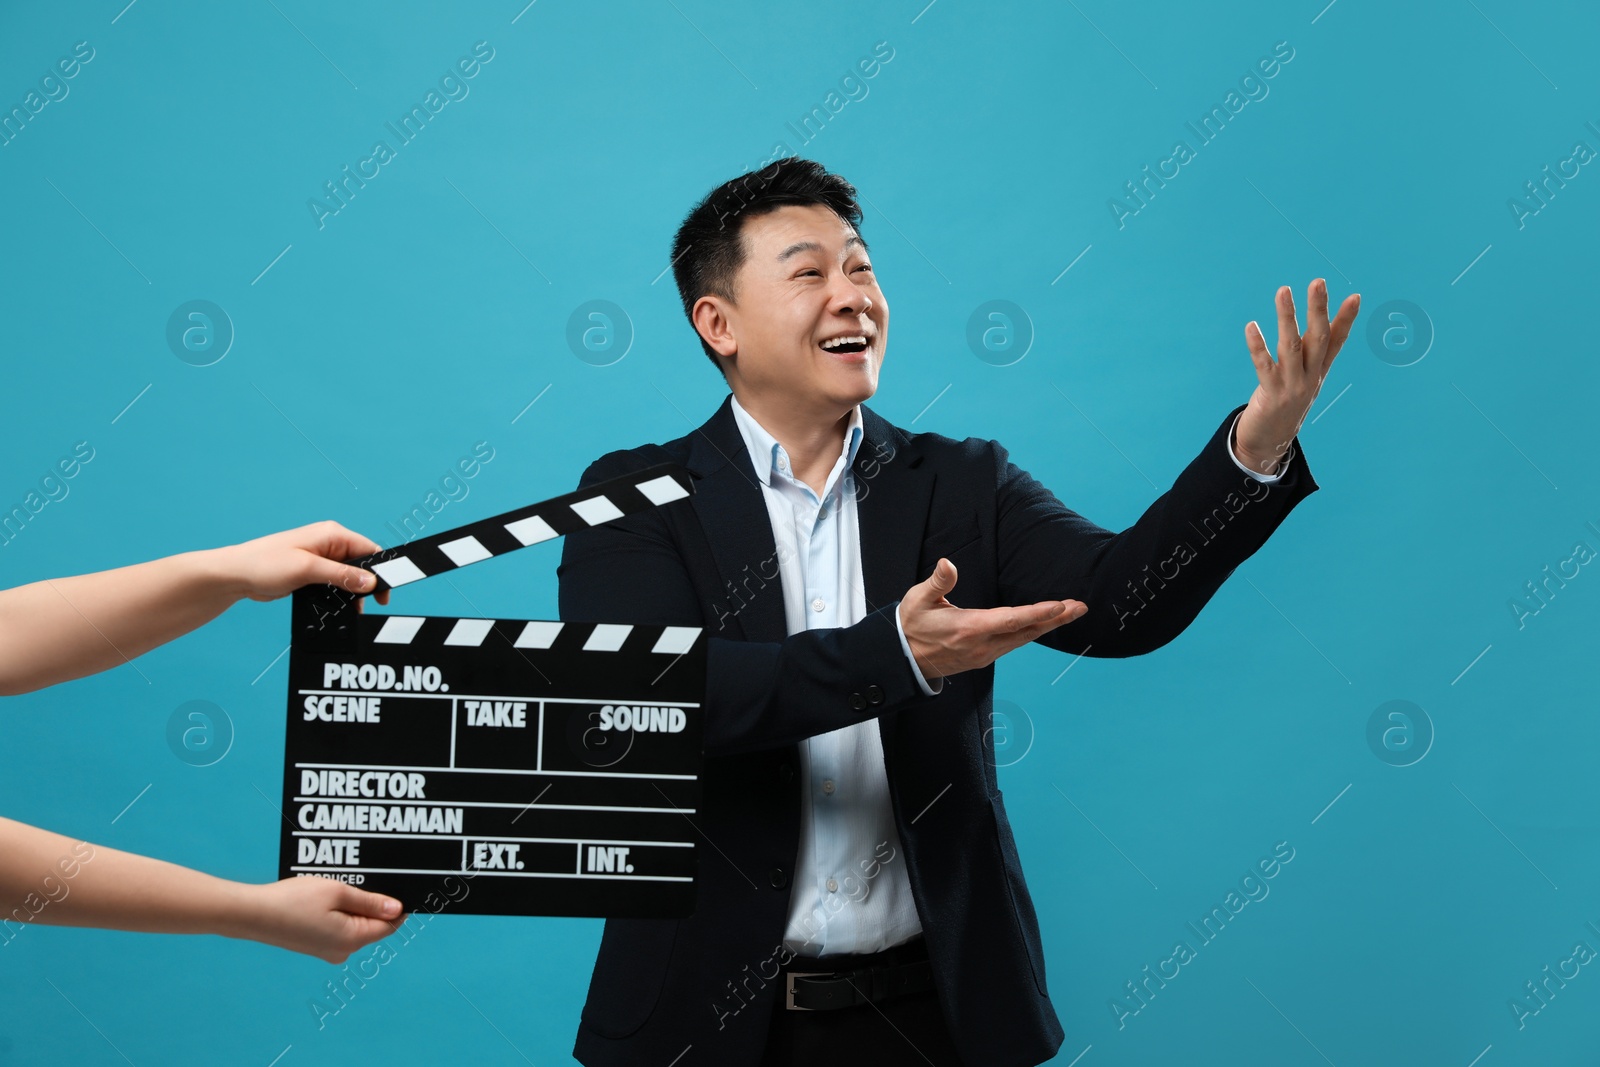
[758,936,966,1066]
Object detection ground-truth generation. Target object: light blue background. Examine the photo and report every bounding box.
[2,1,1597,1064]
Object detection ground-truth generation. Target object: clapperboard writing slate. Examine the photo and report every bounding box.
[279,464,704,918]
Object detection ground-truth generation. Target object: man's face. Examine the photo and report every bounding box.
[706,203,888,414]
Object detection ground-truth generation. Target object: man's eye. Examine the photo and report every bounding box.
[797,266,871,277]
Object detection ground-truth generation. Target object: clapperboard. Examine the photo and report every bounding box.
[279,464,704,918]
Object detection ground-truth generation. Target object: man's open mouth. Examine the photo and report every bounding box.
[819,335,871,356]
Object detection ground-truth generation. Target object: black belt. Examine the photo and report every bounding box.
[783,939,935,1011]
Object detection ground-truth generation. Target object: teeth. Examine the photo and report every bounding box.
[821,335,868,349]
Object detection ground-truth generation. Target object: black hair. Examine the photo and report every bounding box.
[669,157,865,376]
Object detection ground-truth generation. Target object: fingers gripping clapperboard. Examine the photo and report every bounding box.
[279,464,704,918]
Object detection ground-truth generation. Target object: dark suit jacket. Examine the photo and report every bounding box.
[557,394,1317,1066]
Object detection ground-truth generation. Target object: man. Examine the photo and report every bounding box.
[558,158,1358,1066]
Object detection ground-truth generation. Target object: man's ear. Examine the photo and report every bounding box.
[692,295,739,358]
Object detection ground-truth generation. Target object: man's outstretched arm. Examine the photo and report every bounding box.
[902,278,1358,670]
[560,447,1092,743]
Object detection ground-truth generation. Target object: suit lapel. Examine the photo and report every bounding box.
[686,396,788,643]
[853,404,934,620]
[854,405,934,758]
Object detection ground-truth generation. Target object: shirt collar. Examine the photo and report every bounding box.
[729,393,865,491]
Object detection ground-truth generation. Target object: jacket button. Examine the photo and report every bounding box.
[849,692,867,711]
[779,762,795,783]
[866,685,884,706]
[770,867,788,889]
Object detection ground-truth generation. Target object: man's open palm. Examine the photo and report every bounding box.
[901,558,1087,681]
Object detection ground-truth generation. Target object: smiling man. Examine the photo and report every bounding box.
[557,158,1359,1066]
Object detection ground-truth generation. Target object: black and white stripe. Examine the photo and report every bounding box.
[352,463,692,592]
[369,617,702,655]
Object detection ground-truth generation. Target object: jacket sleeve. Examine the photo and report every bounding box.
[557,451,933,757]
[995,402,1319,657]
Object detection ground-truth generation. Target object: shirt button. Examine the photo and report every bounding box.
[811,597,826,612]
[826,878,838,893]
[821,779,835,795]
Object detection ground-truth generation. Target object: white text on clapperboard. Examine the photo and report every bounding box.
[293,661,689,885]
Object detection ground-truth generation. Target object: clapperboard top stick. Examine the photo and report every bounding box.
[294,463,693,629]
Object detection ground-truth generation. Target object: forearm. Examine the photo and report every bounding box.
[1013,404,1317,656]
[703,603,930,756]
[0,816,250,938]
[0,548,244,695]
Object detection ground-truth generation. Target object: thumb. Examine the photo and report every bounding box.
[339,884,403,920]
[924,558,957,598]
[312,559,377,595]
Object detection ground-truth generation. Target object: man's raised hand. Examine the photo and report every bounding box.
[900,558,1087,681]
[1235,278,1360,476]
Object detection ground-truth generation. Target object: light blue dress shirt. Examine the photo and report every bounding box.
[728,395,1283,957]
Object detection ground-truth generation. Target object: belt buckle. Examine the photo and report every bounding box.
[784,970,833,1011]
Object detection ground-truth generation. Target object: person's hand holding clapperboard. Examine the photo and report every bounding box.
[0,522,406,964]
